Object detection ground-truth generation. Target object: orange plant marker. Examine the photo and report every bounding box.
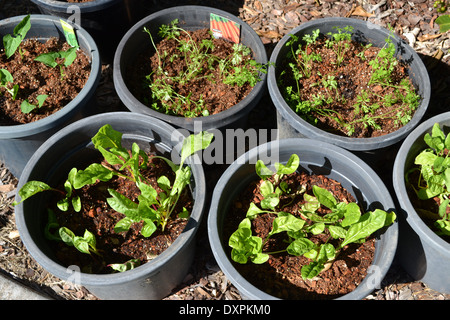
[210,13,240,44]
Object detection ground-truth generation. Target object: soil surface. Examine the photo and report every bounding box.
[0,0,449,301]
[0,38,91,125]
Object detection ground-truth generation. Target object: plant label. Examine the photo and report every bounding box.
[60,19,79,48]
[210,13,240,44]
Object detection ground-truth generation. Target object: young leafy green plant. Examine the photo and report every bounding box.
[406,122,450,237]
[2,14,31,59]
[13,125,214,271]
[0,69,19,100]
[229,154,396,280]
[34,46,78,80]
[20,94,48,113]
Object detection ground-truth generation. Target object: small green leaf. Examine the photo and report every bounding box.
[36,94,48,107]
[73,163,114,189]
[246,202,266,219]
[274,154,300,175]
[180,131,214,165]
[141,219,157,237]
[12,181,53,205]
[270,212,305,235]
[20,100,36,114]
[34,52,60,68]
[260,180,274,197]
[301,261,324,279]
[286,238,315,256]
[3,15,30,59]
[0,69,14,84]
[59,227,75,246]
[59,46,78,66]
[92,124,123,150]
[312,185,337,209]
[340,209,387,248]
[114,217,133,233]
[436,15,450,33]
[255,160,274,180]
[109,259,141,272]
[341,202,361,227]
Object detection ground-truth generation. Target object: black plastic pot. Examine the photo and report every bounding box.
[208,138,398,300]
[393,112,450,294]
[113,5,268,133]
[0,15,101,178]
[30,0,133,62]
[268,17,430,170]
[14,112,207,300]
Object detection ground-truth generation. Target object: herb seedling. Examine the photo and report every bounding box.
[13,125,214,271]
[279,26,421,137]
[0,69,19,100]
[143,19,268,117]
[229,154,396,280]
[2,14,30,59]
[406,123,450,237]
[34,46,78,80]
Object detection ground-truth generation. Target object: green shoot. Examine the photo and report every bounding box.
[2,14,31,59]
[0,69,19,100]
[34,46,78,80]
[20,94,48,113]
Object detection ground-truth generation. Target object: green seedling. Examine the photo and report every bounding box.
[2,14,30,59]
[279,26,421,137]
[325,26,353,67]
[59,227,101,256]
[229,154,396,280]
[34,46,78,79]
[20,94,48,113]
[406,123,450,237]
[13,125,214,271]
[0,69,19,100]
[144,19,268,117]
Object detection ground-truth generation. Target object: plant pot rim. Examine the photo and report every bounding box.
[208,137,398,300]
[0,14,101,139]
[268,17,430,151]
[113,5,268,130]
[15,111,206,286]
[393,111,450,253]
[29,0,122,12]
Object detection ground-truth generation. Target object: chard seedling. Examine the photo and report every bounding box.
[34,46,78,80]
[20,94,48,113]
[229,154,396,280]
[13,125,214,271]
[2,14,30,59]
[406,123,450,237]
[0,69,19,100]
